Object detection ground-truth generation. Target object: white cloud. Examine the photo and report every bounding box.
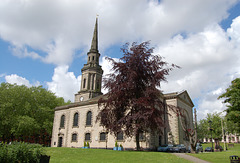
[157,18,240,120]
[0,0,238,65]
[0,73,6,78]
[99,56,121,94]
[11,46,42,60]
[46,65,81,101]
[5,74,40,87]
[227,16,240,43]
[197,91,227,119]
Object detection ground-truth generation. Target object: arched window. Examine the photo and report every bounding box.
[86,111,92,126]
[100,132,106,141]
[73,113,79,127]
[117,132,123,141]
[92,56,95,61]
[85,133,91,141]
[60,115,65,128]
[72,133,77,142]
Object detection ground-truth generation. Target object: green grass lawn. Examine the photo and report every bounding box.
[45,147,191,163]
[188,143,240,163]
[45,143,240,163]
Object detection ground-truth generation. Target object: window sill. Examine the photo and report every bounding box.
[71,140,78,143]
[99,140,106,142]
[134,139,146,142]
[116,140,124,142]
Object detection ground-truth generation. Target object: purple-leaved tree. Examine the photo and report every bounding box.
[97,41,178,150]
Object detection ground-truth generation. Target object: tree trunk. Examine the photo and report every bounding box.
[2,135,6,143]
[136,129,140,151]
[190,136,197,153]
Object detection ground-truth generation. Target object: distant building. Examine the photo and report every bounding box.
[222,133,240,143]
[51,18,194,150]
[202,133,239,144]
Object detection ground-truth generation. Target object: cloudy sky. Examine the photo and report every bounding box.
[0,0,240,120]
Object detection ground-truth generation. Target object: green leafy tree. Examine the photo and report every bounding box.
[224,117,239,134]
[0,83,69,143]
[197,113,223,140]
[197,119,209,140]
[218,78,240,132]
[198,113,239,141]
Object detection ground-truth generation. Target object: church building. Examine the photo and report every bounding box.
[51,18,194,150]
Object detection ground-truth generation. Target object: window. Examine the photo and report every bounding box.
[83,78,86,88]
[139,132,145,141]
[73,113,79,127]
[92,56,94,61]
[117,132,123,141]
[60,115,65,128]
[72,133,77,142]
[100,132,106,141]
[85,133,91,141]
[88,56,90,61]
[92,74,95,90]
[158,136,162,146]
[96,79,100,89]
[86,111,92,126]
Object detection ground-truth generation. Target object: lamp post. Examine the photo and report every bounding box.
[221,119,226,151]
[208,120,214,152]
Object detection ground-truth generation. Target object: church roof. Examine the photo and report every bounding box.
[55,94,105,111]
[164,90,194,107]
[55,90,194,111]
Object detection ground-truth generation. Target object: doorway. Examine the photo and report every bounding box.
[58,137,63,147]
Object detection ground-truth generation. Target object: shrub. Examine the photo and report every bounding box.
[84,141,86,147]
[115,141,118,147]
[120,144,123,148]
[0,141,46,163]
[87,142,90,148]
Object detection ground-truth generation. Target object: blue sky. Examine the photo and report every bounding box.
[0,0,240,120]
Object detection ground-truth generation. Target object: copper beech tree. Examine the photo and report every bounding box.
[97,41,179,150]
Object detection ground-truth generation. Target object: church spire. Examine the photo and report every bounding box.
[75,17,103,102]
[89,17,98,53]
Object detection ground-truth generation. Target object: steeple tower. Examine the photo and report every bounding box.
[75,17,103,102]
[89,18,98,53]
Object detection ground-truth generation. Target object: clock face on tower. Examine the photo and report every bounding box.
[80,96,84,101]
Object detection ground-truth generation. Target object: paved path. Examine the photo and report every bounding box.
[173,153,211,163]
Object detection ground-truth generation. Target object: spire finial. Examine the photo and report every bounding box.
[89,17,98,53]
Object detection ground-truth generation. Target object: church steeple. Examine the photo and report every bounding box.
[75,17,103,102]
[89,18,98,53]
[87,17,100,65]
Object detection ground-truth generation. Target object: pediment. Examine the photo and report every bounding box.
[177,90,194,107]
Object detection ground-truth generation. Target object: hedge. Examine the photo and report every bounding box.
[0,141,46,163]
